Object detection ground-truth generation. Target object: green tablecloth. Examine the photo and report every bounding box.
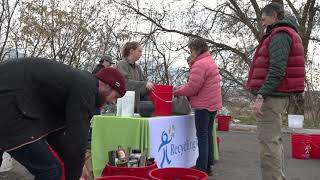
[91,115,219,178]
[213,122,219,161]
[91,115,149,178]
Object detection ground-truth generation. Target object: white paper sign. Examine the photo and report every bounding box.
[149,115,198,168]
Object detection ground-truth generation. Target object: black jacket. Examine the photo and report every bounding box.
[92,63,105,74]
[0,58,99,179]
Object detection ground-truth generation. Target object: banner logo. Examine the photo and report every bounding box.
[158,125,175,167]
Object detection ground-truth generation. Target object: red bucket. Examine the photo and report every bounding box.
[149,85,173,116]
[96,176,149,180]
[217,115,231,131]
[291,134,311,159]
[101,162,157,179]
[310,134,320,159]
[148,167,208,180]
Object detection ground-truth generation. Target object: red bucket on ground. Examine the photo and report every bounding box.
[310,134,320,159]
[291,134,311,159]
[148,167,208,180]
[149,84,173,116]
[96,175,149,180]
[101,162,157,179]
[217,115,231,131]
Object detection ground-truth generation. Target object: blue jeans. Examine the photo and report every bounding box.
[8,139,63,180]
[140,94,149,101]
[194,109,217,173]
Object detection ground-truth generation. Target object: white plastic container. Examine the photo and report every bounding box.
[116,91,135,117]
[288,114,304,128]
[116,98,122,116]
[0,152,13,172]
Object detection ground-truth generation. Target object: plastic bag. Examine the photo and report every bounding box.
[172,96,191,115]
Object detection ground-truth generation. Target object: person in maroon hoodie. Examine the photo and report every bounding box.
[174,38,222,175]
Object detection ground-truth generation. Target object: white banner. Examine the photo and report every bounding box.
[149,115,198,168]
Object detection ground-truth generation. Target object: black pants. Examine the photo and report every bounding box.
[0,151,3,167]
[8,139,63,180]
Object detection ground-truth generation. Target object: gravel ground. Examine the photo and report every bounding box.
[1,130,320,180]
[211,131,320,180]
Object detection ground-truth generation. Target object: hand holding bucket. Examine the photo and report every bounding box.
[146,82,155,90]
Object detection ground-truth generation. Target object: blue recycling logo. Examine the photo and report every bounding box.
[158,126,174,168]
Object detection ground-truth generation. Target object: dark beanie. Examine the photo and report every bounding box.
[95,67,126,97]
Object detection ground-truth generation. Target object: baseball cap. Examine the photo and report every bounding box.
[100,55,114,64]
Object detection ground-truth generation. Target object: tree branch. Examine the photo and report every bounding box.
[229,0,260,40]
[250,0,263,37]
[203,4,238,19]
[0,0,20,61]
[285,0,301,23]
[310,37,320,42]
[118,1,250,65]
[301,0,312,29]
[220,68,245,87]
[250,0,261,18]
[304,0,317,52]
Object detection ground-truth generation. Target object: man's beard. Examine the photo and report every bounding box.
[98,93,107,108]
[98,88,112,108]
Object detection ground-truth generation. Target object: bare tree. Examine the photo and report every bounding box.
[16,0,105,68]
[112,0,319,125]
[0,0,20,61]
[2,0,319,125]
